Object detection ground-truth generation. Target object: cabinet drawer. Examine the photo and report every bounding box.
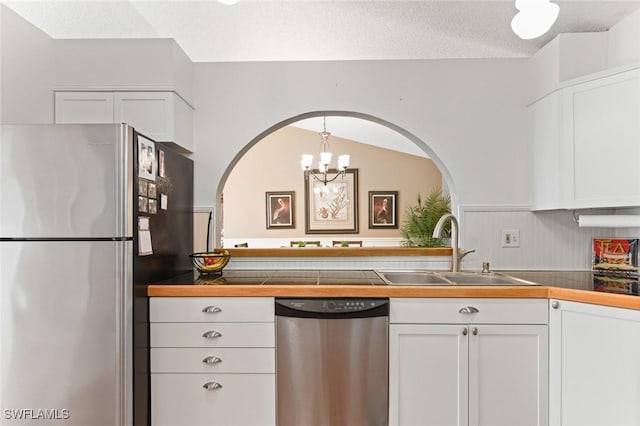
[151,322,274,348]
[151,373,275,426]
[151,348,275,373]
[390,298,548,324]
[150,297,274,322]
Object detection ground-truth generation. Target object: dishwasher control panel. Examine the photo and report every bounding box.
[276,298,389,315]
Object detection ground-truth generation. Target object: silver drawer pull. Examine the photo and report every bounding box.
[202,381,223,390]
[459,306,479,314]
[202,356,222,365]
[202,330,222,339]
[202,306,222,314]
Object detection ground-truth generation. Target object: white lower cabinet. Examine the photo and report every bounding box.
[150,297,275,426]
[390,298,549,426]
[549,299,640,426]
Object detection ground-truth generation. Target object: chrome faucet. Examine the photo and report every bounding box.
[432,213,475,272]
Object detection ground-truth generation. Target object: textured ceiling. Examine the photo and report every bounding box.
[2,0,640,62]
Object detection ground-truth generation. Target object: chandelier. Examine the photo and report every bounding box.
[300,117,350,194]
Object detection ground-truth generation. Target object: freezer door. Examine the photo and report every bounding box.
[0,124,133,238]
[0,240,133,425]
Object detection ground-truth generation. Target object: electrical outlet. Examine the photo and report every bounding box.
[502,229,520,248]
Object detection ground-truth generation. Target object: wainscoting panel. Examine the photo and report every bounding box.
[460,207,613,271]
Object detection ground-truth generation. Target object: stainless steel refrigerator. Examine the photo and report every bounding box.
[0,124,193,425]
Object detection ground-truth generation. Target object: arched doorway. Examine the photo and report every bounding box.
[215,111,455,248]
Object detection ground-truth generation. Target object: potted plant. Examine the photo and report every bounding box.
[400,189,451,247]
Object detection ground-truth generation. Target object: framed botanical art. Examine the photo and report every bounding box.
[369,191,398,229]
[266,191,295,229]
[304,168,358,234]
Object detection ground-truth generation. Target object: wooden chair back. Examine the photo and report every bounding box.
[290,240,322,247]
[332,240,363,247]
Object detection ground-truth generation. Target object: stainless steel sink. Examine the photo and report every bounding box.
[440,272,525,285]
[376,271,452,285]
[375,270,538,286]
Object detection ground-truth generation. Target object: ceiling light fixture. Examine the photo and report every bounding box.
[300,117,350,195]
[511,0,560,40]
[217,0,238,5]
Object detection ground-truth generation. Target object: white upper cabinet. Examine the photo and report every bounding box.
[54,92,114,124]
[564,69,640,208]
[55,91,194,153]
[530,67,640,210]
[530,91,567,210]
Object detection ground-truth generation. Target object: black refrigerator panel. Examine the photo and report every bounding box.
[132,133,193,426]
[134,137,194,284]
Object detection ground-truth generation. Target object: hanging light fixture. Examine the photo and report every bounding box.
[300,117,350,195]
[511,0,560,40]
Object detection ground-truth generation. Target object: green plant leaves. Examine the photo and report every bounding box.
[400,189,451,247]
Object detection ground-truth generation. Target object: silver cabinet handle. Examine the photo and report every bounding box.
[202,306,222,314]
[551,300,560,309]
[202,356,222,365]
[462,327,468,336]
[459,306,479,314]
[472,327,478,336]
[202,381,222,390]
[202,330,222,339]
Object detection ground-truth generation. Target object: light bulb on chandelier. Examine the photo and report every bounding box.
[300,117,350,194]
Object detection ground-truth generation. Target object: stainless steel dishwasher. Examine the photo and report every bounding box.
[275,298,389,426]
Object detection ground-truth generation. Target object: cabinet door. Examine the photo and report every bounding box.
[114,91,194,152]
[564,69,640,208]
[54,91,114,123]
[550,300,640,426]
[114,92,174,142]
[469,324,548,426]
[389,324,468,426]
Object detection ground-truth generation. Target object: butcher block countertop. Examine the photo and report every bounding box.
[147,270,640,311]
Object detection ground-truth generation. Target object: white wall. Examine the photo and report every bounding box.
[193,59,530,212]
[54,38,194,104]
[608,8,640,68]
[528,10,640,103]
[0,4,54,124]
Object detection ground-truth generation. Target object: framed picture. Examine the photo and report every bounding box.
[138,196,148,213]
[369,191,398,229]
[305,168,358,234]
[148,182,157,199]
[148,198,157,215]
[266,191,295,229]
[138,179,148,196]
[158,149,166,177]
[592,238,639,272]
[138,136,156,181]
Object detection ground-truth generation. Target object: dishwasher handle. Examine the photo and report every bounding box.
[275,298,389,319]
